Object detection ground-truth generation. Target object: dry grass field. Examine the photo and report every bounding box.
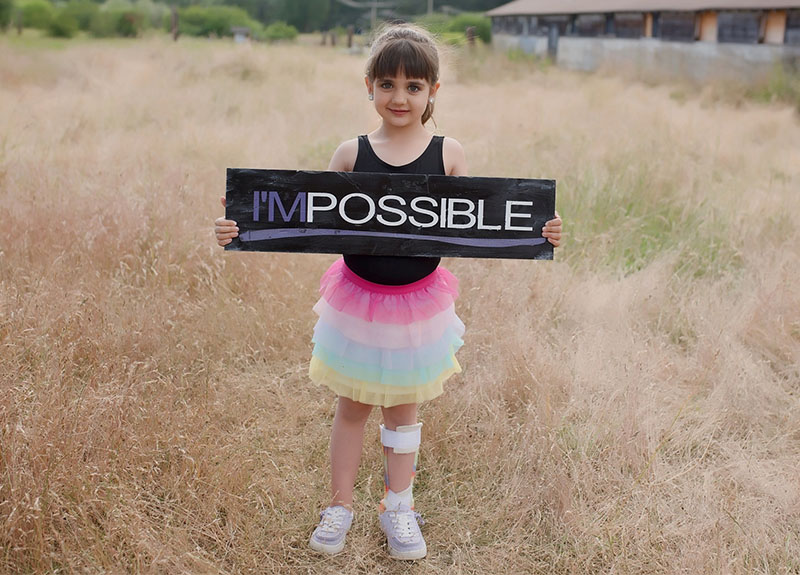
[1,34,799,574]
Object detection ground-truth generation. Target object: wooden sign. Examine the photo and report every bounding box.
[225,169,556,260]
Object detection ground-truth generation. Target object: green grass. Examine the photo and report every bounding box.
[561,156,742,279]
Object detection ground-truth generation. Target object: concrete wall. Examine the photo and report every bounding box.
[493,33,800,83]
[493,32,549,56]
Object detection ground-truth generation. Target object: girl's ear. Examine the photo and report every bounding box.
[364,75,373,99]
[430,81,441,99]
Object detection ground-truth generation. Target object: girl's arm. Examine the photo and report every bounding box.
[443,137,468,176]
[327,139,359,172]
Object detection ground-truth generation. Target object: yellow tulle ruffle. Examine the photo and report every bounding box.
[309,356,461,407]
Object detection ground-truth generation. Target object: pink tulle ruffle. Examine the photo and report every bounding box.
[318,258,459,324]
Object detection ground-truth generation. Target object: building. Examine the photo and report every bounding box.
[486,1,800,81]
[231,26,251,44]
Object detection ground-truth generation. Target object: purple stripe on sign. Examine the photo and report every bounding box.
[239,228,547,248]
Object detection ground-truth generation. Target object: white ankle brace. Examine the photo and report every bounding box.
[383,485,413,511]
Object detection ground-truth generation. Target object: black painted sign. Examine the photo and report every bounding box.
[225,169,556,260]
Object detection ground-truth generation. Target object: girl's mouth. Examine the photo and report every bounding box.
[388,109,409,116]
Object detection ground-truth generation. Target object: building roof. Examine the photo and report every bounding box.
[486,0,800,16]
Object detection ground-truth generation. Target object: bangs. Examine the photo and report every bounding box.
[368,38,438,82]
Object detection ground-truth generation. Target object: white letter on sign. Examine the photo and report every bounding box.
[505,201,534,231]
[477,199,501,230]
[409,197,438,228]
[340,193,376,225]
[377,195,407,226]
[307,192,337,223]
[447,198,476,229]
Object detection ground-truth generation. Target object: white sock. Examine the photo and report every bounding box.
[383,485,413,511]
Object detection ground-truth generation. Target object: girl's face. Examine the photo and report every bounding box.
[366,72,439,128]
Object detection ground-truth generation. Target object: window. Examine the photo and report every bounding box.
[785,9,800,44]
[659,12,696,42]
[539,15,570,36]
[717,11,760,43]
[527,15,538,35]
[574,14,604,37]
[615,13,644,39]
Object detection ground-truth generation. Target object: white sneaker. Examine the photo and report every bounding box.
[309,506,353,555]
[379,503,427,560]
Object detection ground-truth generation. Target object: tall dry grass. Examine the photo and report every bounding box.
[1,36,799,574]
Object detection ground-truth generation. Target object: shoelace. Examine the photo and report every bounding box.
[317,507,350,534]
[387,506,425,542]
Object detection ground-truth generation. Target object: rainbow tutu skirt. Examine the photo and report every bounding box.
[309,258,464,407]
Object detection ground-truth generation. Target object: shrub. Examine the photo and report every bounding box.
[263,20,296,42]
[0,0,14,30]
[136,0,168,29]
[115,9,143,36]
[415,12,491,45]
[89,8,144,37]
[20,0,54,29]
[179,5,259,38]
[448,12,491,44]
[440,30,465,46]
[414,12,450,36]
[101,0,132,12]
[63,0,98,31]
[89,9,116,36]
[47,9,77,37]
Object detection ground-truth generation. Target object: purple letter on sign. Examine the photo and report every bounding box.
[269,191,306,223]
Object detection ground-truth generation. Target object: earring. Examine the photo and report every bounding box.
[429,97,435,104]
[368,93,374,101]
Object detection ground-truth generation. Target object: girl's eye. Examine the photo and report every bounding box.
[408,85,421,93]
[380,82,392,89]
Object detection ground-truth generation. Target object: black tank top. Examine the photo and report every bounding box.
[343,135,444,285]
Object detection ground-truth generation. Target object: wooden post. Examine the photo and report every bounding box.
[347,25,354,48]
[171,6,179,41]
[330,30,336,46]
[466,26,476,47]
[321,31,327,45]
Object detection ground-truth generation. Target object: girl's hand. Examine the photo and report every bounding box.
[542,211,562,247]
[215,196,239,246]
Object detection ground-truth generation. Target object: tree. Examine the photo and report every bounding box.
[0,0,14,29]
[280,0,329,32]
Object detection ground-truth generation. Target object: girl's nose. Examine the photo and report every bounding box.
[391,90,406,104]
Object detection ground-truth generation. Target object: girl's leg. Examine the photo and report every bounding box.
[380,403,418,493]
[329,396,373,509]
[378,403,427,560]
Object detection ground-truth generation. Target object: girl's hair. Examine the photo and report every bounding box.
[366,23,440,125]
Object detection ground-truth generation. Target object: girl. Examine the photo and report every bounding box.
[215,24,562,561]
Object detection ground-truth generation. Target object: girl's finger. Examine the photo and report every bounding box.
[220,196,227,208]
[216,231,239,239]
[215,225,239,233]
[215,217,237,226]
[219,238,231,246]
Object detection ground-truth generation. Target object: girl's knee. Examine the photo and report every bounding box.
[336,396,373,425]
[381,403,418,429]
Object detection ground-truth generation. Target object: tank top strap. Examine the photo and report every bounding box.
[426,135,445,174]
